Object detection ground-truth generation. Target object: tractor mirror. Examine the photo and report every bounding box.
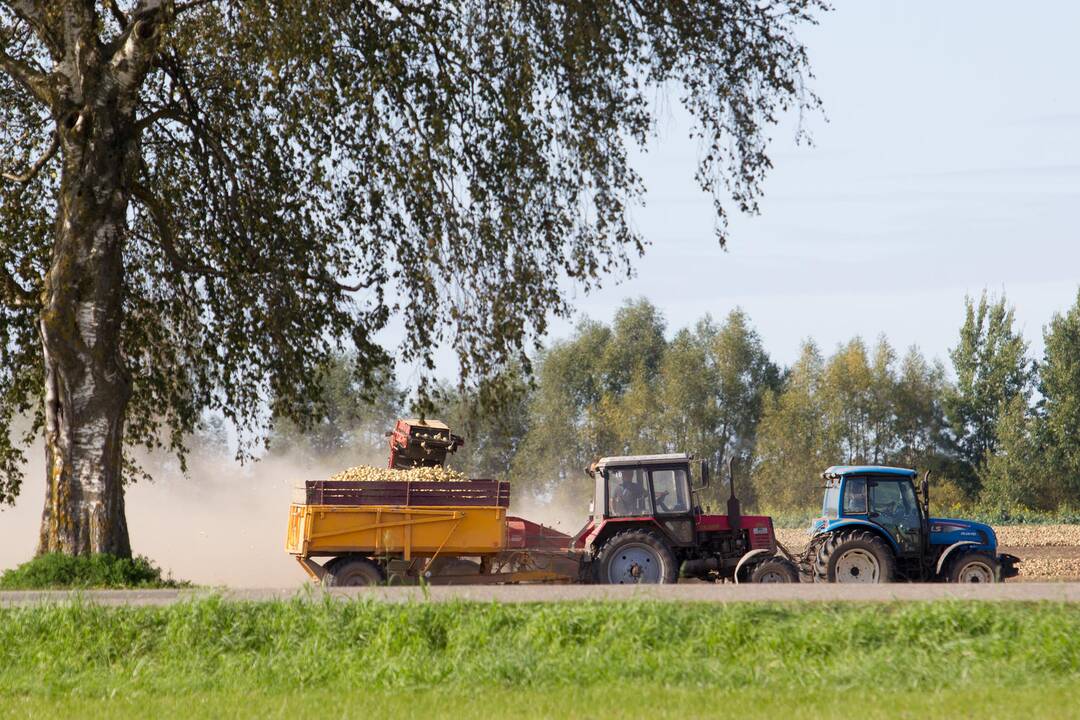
[700,461,710,489]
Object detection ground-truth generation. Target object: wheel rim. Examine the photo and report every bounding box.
[957,561,994,583]
[834,548,881,583]
[757,569,789,583]
[606,543,663,583]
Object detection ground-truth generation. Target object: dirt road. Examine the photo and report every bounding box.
[3,582,1080,606]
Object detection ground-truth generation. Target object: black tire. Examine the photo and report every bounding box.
[749,557,800,583]
[322,556,385,587]
[947,551,1000,583]
[594,530,679,584]
[813,530,896,583]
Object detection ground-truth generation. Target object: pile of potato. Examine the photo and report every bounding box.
[995,524,1080,547]
[328,464,468,483]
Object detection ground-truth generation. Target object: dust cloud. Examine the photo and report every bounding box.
[0,446,590,587]
[1,446,361,587]
[509,490,591,539]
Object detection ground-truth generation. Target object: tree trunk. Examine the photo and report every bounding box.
[37,103,135,557]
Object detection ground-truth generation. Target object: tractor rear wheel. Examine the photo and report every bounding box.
[594,530,679,584]
[322,556,385,587]
[948,552,1000,583]
[814,530,895,583]
[749,557,800,583]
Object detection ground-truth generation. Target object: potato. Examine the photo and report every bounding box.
[327,465,468,483]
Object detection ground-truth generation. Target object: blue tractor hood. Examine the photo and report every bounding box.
[928,517,997,551]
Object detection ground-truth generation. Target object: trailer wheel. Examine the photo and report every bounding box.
[323,556,385,587]
[749,557,799,583]
[948,552,1000,583]
[813,530,895,583]
[594,530,678,584]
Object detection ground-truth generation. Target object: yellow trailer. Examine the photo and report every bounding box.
[286,479,577,585]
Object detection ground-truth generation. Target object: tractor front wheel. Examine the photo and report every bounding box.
[594,530,679,584]
[813,530,895,583]
[948,552,1000,583]
[749,557,800,583]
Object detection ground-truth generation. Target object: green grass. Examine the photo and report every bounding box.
[1,599,1079,717]
[7,684,1080,720]
[0,553,186,590]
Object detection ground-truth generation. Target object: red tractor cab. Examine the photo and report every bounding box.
[574,454,797,584]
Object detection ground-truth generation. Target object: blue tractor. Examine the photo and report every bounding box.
[802,465,1020,583]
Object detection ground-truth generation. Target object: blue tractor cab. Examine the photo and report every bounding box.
[805,466,1019,583]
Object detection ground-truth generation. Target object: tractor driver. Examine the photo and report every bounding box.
[611,470,648,516]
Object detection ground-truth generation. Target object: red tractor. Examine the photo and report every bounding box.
[572,454,797,583]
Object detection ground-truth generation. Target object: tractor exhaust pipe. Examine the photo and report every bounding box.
[727,456,741,531]
[921,470,931,518]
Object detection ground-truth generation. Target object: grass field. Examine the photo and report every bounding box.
[3,598,1079,718]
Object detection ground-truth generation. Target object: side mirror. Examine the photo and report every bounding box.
[700,460,710,488]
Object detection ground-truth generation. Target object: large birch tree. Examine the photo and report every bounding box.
[0,0,823,556]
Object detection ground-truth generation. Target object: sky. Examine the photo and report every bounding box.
[531,0,1080,371]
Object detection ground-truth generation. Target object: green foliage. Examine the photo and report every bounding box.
[0,554,184,590]
[511,300,779,506]
[978,395,1047,511]
[430,366,533,480]
[1,599,1079,702]
[945,292,1034,493]
[752,338,950,510]
[752,341,828,509]
[268,354,403,464]
[1040,289,1080,501]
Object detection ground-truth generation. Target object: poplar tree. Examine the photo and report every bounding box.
[945,292,1033,493]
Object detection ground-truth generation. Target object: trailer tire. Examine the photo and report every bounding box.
[947,551,1000,583]
[749,557,800,583]
[814,529,895,583]
[322,556,385,587]
[594,530,678,584]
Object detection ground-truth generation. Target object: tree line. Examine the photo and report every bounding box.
[271,290,1080,517]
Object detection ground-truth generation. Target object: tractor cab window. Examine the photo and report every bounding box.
[823,481,840,519]
[870,479,919,530]
[842,477,868,515]
[607,467,651,517]
[650,468,690,514]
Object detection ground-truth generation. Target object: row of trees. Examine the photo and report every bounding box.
[269,291,1080,515]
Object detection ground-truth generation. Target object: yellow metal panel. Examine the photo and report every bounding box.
[286,503,507,557]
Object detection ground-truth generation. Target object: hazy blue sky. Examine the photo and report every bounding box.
[542,1,1080,370]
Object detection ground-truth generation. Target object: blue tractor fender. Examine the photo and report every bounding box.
[815,519,901,556]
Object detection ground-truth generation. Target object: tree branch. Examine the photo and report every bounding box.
[109,0,170,110]
[0,264,38,308]
[0,41,52,105]
[1,130,58,184]
[174,0,214,16]
[2,1,62,57]
[131,182,228,278]
[134,177,379,293]
[101,0,128,29]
